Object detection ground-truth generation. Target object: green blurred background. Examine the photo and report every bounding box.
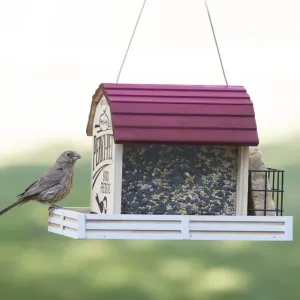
[0,138,298,300]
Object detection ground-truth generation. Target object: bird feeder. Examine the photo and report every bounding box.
[48,83,293,241]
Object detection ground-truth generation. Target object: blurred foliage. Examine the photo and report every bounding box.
[0,141,299,300]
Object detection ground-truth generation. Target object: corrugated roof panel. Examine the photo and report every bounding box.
[102,83,247,92]
[86,83,259,146]
[105,89,249,99]
[110,102,254,116]
[113,115,257,130]
[114,128,258,145]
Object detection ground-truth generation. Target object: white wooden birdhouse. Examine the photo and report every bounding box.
[48,83,293,242]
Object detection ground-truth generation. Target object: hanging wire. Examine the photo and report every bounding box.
[205,0,229,86]
[116,0,148,83]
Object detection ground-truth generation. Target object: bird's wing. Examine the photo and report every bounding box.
[40,184,67,202]
[18,168,65,199]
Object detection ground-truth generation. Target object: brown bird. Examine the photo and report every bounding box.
[0,150,81,216]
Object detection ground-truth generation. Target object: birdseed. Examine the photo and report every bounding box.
[121,144,238,215]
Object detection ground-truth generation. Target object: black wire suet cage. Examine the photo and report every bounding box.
[248,168,284,216]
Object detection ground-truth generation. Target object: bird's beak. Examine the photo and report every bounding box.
[73,153,81,160]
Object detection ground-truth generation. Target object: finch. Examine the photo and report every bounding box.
[0,150,81,215]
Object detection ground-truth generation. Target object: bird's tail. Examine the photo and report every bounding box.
[0,198,24,216]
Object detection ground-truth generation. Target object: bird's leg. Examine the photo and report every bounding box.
[47,202,64,214]
[48,206,55,214]
[47,202,64,209]
[47,203,73,214]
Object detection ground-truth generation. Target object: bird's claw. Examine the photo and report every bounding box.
[48,206,55,214]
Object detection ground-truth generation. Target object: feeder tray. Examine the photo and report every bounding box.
[48,208,292,241]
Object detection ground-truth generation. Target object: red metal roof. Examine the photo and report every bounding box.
[86,83,259,146]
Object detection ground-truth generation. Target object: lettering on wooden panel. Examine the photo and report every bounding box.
[91,96,114,214]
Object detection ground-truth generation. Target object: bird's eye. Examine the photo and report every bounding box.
[66,152,71,157]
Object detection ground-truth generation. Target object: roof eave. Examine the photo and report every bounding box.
[114,138,259,146]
